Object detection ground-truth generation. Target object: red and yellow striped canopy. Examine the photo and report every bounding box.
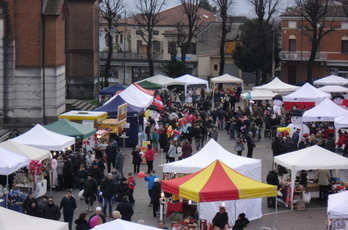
[162,160,277,202]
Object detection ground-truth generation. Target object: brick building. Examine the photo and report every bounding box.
[0,0,98,126]
[279,4,348,85]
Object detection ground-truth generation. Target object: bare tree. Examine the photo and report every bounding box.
[133,0,166,77]
[212,0,234,76]
[177,0,202,63]
[296,0,338,83]
[250,0,279,85]
[100,0,124,87]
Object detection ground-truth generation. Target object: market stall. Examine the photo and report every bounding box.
[45,120,96,140]
[302,98,348,122]
[162,160,277,228]
[137,80,162,89]
[99,84,126,96]
[163,139,263,226]
[58,111,108,128]
[240,89,276,100]
[0,207,68,230]
[137,74,183,87]
[274,145,348,210]
[313,75,348,86]
[327,190,348,230]
[318,85,348,93]
[175,74,209,102]
[93,218,160,230]
[252,77,300,94]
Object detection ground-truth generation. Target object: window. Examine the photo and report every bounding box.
[152,41,160,52]
[289,35,296,51]
[289,21,296,28]
[342,40,348,53]
[137,40,142,53]
[187,43,197,54]
[214,64,218,71]
[153,30,159,35]
[168,41,176,53]
[132,66,150,82]
[342,22,348,29]
[115,35,119,44]
[136,30,143,35]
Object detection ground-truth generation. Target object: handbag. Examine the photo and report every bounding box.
[234,146,242,152]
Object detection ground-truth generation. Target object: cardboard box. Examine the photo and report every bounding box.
[296,201,306,210]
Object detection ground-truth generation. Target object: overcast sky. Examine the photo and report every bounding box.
[127,0,294,19]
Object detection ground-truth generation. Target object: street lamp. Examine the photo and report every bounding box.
[123,11,127,85]
[272,27,275,79]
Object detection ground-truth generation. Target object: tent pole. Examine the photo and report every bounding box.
[160,148,163,166]
[6,175,8,208]
[275,196,278,230]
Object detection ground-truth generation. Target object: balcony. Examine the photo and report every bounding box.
[279,51,327,61]
[100,51,163,60]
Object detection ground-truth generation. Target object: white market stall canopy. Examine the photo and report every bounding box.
[313,75,348,86]
[93,219,160,230]
[137,74,183,87]
[328,190,348,219]
[163,139,262,225]
[0,147,29,175]
[274,145,348,209]
[335,113,348,128]
[240,90,276,100]
[318,85,348,93]
[118,83,154,108]
[252,77,300,93]
[302,98,348,122]
[11,124,75,151]
[283,82,331,102]
[0,207,68,230]
[210,74,243,84]
[0,140,50,161]
[175,74,210,92]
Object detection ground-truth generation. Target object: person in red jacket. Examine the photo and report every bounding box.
[127,172,136,205]
[144,144,155,173]
[336,129,347,153]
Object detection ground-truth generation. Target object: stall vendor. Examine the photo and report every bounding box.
[212,206,228,230]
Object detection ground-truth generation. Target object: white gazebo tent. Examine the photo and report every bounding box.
[0,140,50,161]
[302,98,348,122]
[252,77,300,94]
[274,145,348,209]
[335,114,348,128]
[318,85,348,93]
[118,83,154,108]
[283,83,331,103]
[175,74,209,101]
[327,190,348,219]
[11,124,75,151]
[93,218,160,230]
[0,147,29,175]
[163,139,262,226]
[240,90,277,100]
[313,75,348,86]
[137,74,183,87]
[210,73,243,84]
[0,207,68,230]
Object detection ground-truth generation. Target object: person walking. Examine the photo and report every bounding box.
[85,150,95,170]
[63,157,74,190]
[266,169,279,208]
[167,140,177,162]
[42,197,61,220]
[59,190,77,230]
[127,172,136,205]
[182,139,193,159]
[100,173,116,218]
[211,126,219,142]
[83,174,98,212]
[144,144,155,174]
[116,177,130,203]
[116,195,134,221]
[245,132,255,158]
[76,164,88,192]
[144,170,158,207]
[193,123,203,150]
[105,141,116,173]
[131,146,142,174]
[235,133,244,156]
[115,148,125,177]
[151,178,161,217]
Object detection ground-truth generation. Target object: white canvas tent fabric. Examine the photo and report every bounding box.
[0,140,50,161]
[274,145,348,209]
[163,139,262,226]
[314,75,348,86]
[302,98,348,122]
[119,84,153,108]
[240,90,276,100]
[318,85,348,93]
[283,83,331,102]
[335,114,348,128]
[327,190,348,219]
[252,77,300,93]
[137,74,183,87]
[175,74,210,101]
[0,207,68,230]
[0,147,29,175]
[210,74,243,84]
[93,219,160,230]
[11,124,75,151]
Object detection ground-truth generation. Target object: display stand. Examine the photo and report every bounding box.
[119,135,129,153]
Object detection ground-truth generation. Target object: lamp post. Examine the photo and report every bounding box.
[123,11,126,85]
[272,27,275,79]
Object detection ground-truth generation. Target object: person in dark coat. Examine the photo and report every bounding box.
[116,177,130,202]
[76,164,88,191]
[59,190,77,230]
[83,174,98,212]
[27,200,41,217]
[74,212,89,230]
[266,169,279,208]
[116,195,134,221]
[115,148,125,177]
[212,206,229,230]
[22,193,38,214]
[131,146,143,174]
[232,213,250,230]
[105,141,116,173]
[245,132,255,158]
[88,162,103,185]
[193,124,203,150]
[63,157,74,190]
[42,197,61,220]
[151,178,161,217]
[271,136,282,157]
[100,173,116,217]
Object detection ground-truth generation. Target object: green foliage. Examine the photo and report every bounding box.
[163,49,188,78]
